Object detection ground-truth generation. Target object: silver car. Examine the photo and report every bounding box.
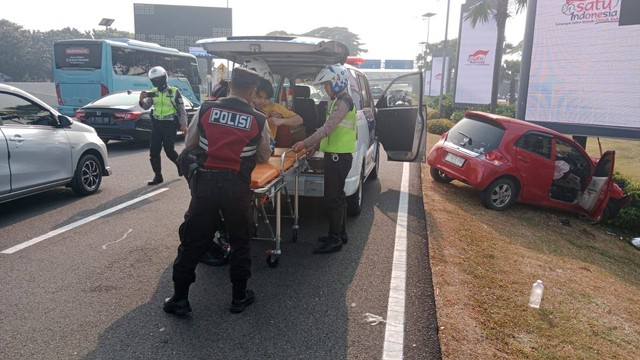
[0,84,112,203]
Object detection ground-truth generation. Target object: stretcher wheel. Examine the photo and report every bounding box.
[291,228,298,242]
[266,254,280,268]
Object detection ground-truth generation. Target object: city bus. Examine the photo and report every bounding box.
[53,38,201,116]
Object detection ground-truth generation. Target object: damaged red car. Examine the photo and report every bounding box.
[427,111,632,222]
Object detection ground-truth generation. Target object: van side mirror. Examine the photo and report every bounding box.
[57,115,73,127]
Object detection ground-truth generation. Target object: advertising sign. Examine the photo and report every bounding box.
[453,5,499,106]
[429,57,450,97]
[134,4,232,52]
[522,0,640,137]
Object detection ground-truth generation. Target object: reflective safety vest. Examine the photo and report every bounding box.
[320,94,357,154]
[151,86,178,120]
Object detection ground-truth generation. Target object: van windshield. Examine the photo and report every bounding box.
[446,117,505,155]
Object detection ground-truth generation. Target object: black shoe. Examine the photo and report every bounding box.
[147,174,163,185]
[318,234,348,244]
[313,235,343,254]
[175,161,183,177]
[230,290,255,313]
[199,251,228,266]
[163,295,192,315]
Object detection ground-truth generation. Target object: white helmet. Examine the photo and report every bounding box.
[242,57,272,80]
[313,64,349,94]
[148,66,167,80]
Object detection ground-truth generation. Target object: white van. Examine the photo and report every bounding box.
[197,36,426,215]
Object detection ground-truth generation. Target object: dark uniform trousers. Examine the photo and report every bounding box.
[150,119,179,162]
[173,170,253,286]
[323,152,353,212]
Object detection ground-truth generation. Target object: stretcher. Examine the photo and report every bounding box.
[250,148,305,267]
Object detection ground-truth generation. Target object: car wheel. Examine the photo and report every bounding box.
[347,174,363,217]
[368,144,380,181]
[430,167,453,183]
[481,178,517,211]
[71,154,102,195]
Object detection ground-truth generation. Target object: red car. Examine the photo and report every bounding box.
[427,111,631,222]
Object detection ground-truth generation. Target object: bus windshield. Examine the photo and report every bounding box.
[53,39,201,117]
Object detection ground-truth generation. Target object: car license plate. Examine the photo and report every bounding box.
[444,152,465,167]
[88,116,112,125]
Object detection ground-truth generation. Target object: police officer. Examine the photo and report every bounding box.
[292,64,356,254]
[139,66,188,185]
[163,67,271,315]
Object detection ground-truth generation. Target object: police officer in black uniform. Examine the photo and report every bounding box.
[139,66,188,185]
[163,67,271,315]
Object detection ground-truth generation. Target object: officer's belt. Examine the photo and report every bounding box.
[154,114,176,120]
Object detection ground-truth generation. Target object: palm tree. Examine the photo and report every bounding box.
[464,0,527,112]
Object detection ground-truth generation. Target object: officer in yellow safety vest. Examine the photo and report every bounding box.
[292,64,357,254]
[139,66,188,185]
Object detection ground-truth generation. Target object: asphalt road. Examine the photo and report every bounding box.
[0,140,441,360]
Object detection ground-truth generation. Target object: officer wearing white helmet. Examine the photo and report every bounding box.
[139,66,188,185]
[292,64,356,254]
[242,57,272,81]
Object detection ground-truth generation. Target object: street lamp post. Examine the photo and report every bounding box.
[422,12,436,101]
[98,18,115,37]
[438,0,451,116]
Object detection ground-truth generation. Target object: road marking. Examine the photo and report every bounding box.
[102,229,133,249]
[382,162,409,360]
[1,188,169,254]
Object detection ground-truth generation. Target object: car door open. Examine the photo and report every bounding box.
[579,150,616,220]
[375,72,426,162]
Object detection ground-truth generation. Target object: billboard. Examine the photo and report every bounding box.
[453,3,499,106]
[519,0,640,139]
[384,60,414,69]
[133,4,232,52]
[429,57,450,97]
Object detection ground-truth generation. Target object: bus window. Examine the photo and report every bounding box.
[54,43,102,70]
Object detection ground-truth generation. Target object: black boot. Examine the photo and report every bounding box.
[317,208,348,244]
[230,280,255,313]
[318,233,348,244]
[147,158,163,185]
[314,209,344,254]
[163,284,191,315]
[172,158,183,177]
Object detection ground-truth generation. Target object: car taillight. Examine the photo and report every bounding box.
[484,150,507,165]
[74,109,87,121]
[114,112,142,121]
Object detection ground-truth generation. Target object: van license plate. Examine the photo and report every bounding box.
[444,152,465,167]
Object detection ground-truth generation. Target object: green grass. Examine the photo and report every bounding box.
[584,137,640,181]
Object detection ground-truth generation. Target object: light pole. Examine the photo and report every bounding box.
[422,12,436,100]
[439,0,451,116]
[98,18,114,37]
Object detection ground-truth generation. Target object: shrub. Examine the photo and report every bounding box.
[606,172,640,233]
[427,118,456,135]
[426,107,441,120]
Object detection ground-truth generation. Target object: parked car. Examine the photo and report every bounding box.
[74,90,199,143]
[426,111,631,222]
[197,36,427,216]
[0,83,111,203]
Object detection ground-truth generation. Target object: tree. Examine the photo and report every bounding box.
[0,20,31,81]
[502,59,520,104]
[267,27,368,56]
[464,0,527,112]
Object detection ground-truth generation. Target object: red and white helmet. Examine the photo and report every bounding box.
[242,57,272,80]
[313,64,349,94]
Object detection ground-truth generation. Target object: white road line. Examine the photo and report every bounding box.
[1,188,169,254]
[382,162,409,360]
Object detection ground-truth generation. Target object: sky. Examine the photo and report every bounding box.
[3,0,527,60]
